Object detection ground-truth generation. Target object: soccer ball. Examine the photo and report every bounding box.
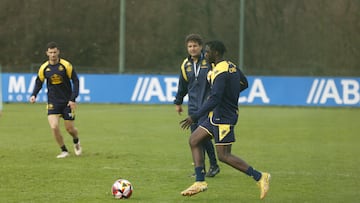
[112,179,133,199]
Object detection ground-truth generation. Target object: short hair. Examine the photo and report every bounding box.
[185,34,203,46]
[46,41,59,50]
[205,40,226,56]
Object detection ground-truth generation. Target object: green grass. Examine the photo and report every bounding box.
[0,103,359,202]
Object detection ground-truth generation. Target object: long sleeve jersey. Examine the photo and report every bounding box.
[174,53,211,116]
[191,60,248,125]
[31,58,79,104]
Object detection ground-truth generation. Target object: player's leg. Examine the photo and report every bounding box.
[64,120,78,138]
[213,124,254,173]
[203,138,220,177]
[48,114,69,158]
[64,120,82,156]
[216,144,270,199]
[63,106,81,156]
[181,126,211,196]
[216,144,250,172]
[63,104,77,137]
[48,114,63,146]
[190,123,206,176]
[189,127,210,171]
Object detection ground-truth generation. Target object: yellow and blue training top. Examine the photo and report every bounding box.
[174,52,211,117]
[31,58,79,104]
[191,60,248,125]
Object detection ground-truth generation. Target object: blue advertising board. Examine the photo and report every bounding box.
[1,73,359,107]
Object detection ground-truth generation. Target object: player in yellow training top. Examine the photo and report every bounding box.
[180,40,270,199]
[30,42,82,158]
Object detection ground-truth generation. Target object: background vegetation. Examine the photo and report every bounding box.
[0,0,359,76]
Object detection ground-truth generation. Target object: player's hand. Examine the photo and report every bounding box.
[180,116,193,130]
[29,96,36,103]
[175,105,183,115]
[68,101,76,111]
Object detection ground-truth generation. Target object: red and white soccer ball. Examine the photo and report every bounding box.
[112,179,133,199]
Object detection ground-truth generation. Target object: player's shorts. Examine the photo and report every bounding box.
[199,117,235,145]
[190,115,208,132]
[47,103,75,120]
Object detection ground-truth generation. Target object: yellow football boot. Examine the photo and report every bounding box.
[181,181,208,196]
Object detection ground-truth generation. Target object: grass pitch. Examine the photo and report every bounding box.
[0,103,359,202]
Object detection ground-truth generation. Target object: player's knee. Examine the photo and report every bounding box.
[49,124,60,131]
[188,136,200,148]
[65,127,71,133]
[188,138,195,148]
[65,126,76,134]
[217,152,230,163]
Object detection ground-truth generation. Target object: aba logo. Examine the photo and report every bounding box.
[307,79,359,105]
[131,77,178,102]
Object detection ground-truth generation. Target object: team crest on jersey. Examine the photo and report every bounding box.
[229,67,237,73]
[58,66,64,71]
[201,59,207,68]
[185,61,193,72]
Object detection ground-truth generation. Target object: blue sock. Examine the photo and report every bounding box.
[195,166,206,181]
[245,166,262,181]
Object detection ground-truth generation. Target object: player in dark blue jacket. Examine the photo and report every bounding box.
[30,42,82,159]
[174,34,220,177]
[180,40,271,199]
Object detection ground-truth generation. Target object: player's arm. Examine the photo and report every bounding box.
[191,72,226,121]
[180,72,227,129]
[174,74,188,115]
[69,69,79,102]
[174,76,188,105]
[67,69,79,111]
[68,70,79,110]
[173,62,189,106]
[30,68,45,103]
[62,59,79,102]
[30,63,48,103]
